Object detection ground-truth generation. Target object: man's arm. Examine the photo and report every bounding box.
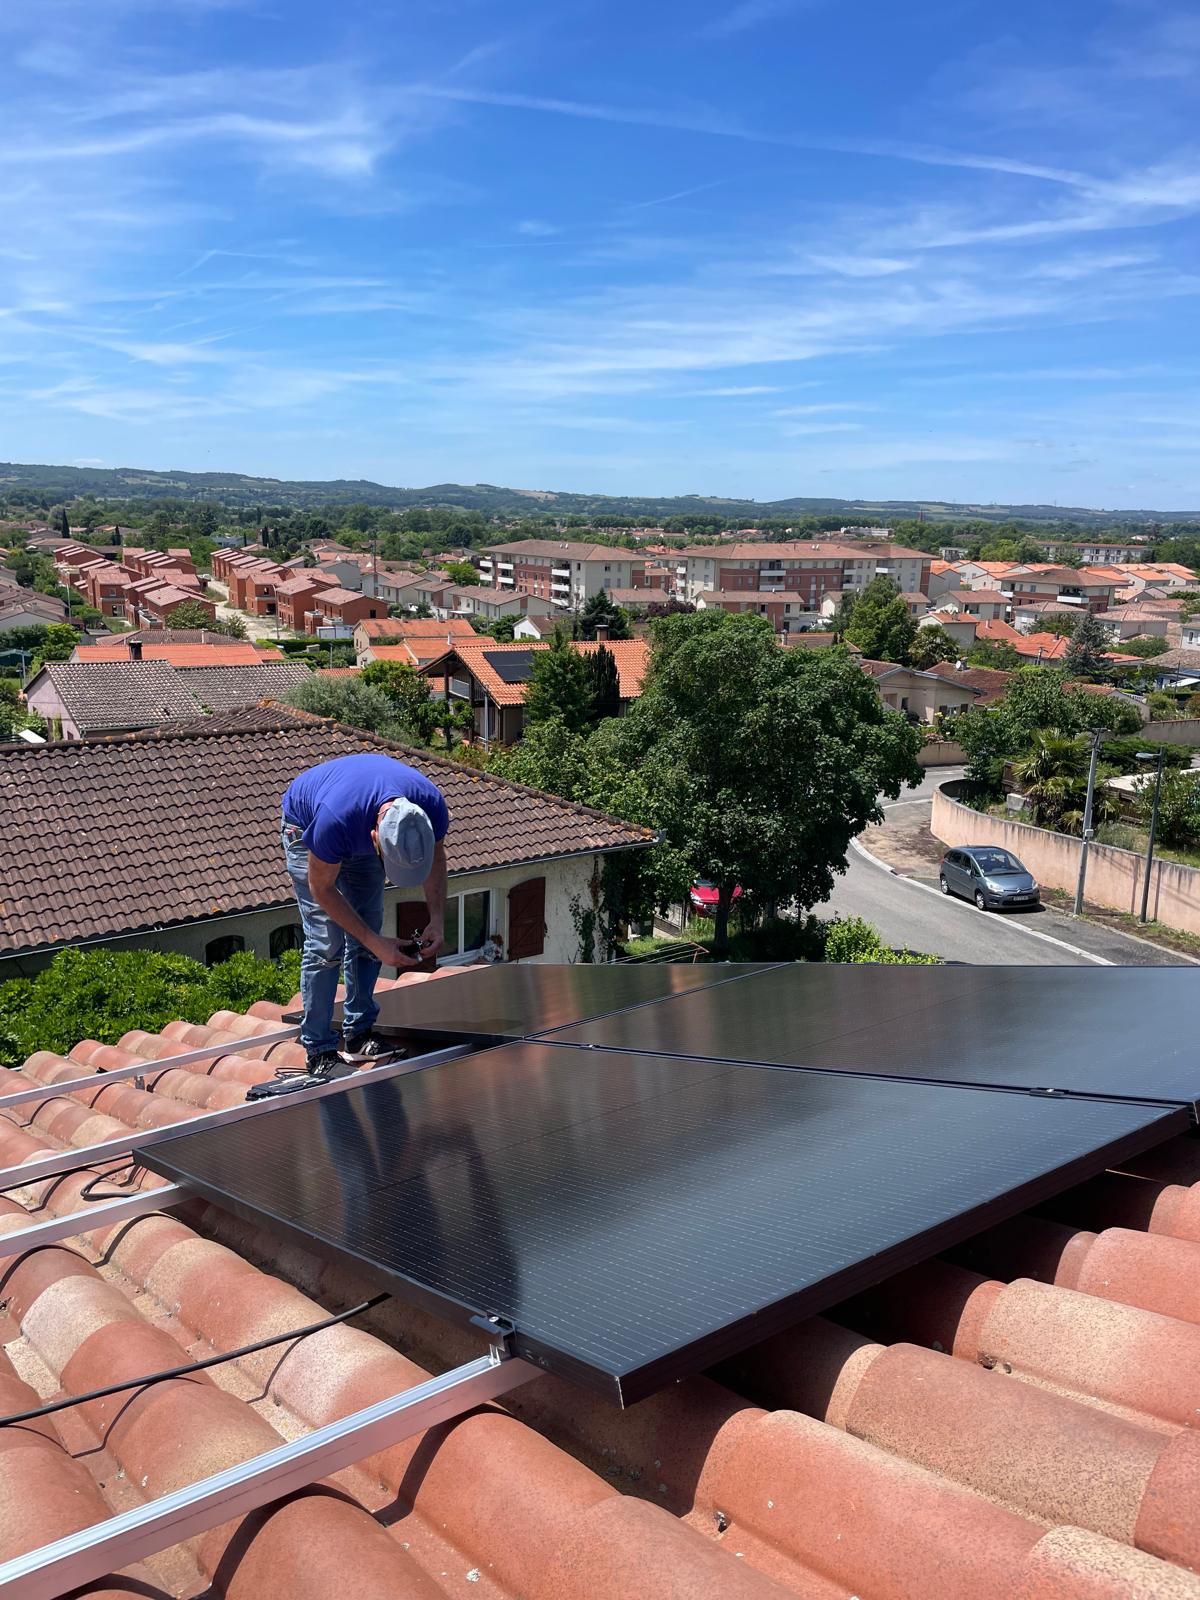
[420,838,449,953]
[307,855,419,968]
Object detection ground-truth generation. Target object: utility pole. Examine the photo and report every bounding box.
[1072,729,1102,916]
[1138,747,1166,923]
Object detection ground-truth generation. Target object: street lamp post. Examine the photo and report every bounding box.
[1072,729,1102,916]
[1136,748,1166,924]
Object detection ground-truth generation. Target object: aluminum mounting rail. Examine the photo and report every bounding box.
[0,1025,303,1112]
[0,1344,540,1600]
[0,1183,188,1260]
[0,1042,475,1194]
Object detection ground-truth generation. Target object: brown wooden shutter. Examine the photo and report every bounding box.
[396,900,427,940]
[507,876,546,960]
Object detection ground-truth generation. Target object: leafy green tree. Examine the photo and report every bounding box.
[1121,635,1170,659]
[612,612,922,953]
[490,614,518,643]
[164,598,247,637]
[443,560,479,586]
[586,642,621,721]
[956,668,1139,791]
[283,675,430,742]
[967,639,1024,670]
[35,623,80,665]
[843,577,917,664]
[361,659,442,743]
[578,589,632,641]
[1040,612,1079,638]
[1147,690,1179,721]
[524,628,596,734]
[1012,730,1115,834]
[1136,769,1200,848]
[908,625,959,670]
[1064,612,1111,682]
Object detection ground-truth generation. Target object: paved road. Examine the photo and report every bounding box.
[817,767,1191,967]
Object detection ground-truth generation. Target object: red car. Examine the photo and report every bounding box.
[688,879,743,916]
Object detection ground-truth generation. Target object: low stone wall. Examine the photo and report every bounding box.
[932,780,1200,935]
[917,739,966,767]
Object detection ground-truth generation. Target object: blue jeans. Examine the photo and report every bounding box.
[282,820,385,1061]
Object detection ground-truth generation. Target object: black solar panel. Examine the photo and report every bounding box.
[322,960,775,1042]
[483,648,536,683]
[144,1039,1185,1404]
[549,965,1200,1116]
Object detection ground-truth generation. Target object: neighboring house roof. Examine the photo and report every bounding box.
[82,627,241,647]
[175,663,314,710]
[73,642,282,665]
[312,586,366,606]
[360,617,478,639]
[1152,648,1200,672]
[0,713,654,957]
[482,539,638,562]
[939,588,1006,604]
[428,639,651,706]
[23,660,205,732]
[974,619,1070,659]
[369,638,496,668]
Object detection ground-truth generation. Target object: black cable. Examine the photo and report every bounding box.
[79,1162,145,1201]
[0,1291,390,1428]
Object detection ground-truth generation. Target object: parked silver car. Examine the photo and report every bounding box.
[939,846,1040,911]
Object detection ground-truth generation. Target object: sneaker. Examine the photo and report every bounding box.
[340,1031,406,1065]
[246,1050,351,1100]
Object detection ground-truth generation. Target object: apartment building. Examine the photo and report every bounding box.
[696,591,823,633]
[476,540,649,608]
[1003,567,1121,614]
[674,540,932,606]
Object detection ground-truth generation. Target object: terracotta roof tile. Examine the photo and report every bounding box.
[2,990,1200,1598]
[0,714,653,955]
[74,643,280,666]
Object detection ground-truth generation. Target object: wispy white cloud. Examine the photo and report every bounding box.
[802,254,915,278]
[700,1,802,41]
[515,219,560,236]
[697,385,782,395]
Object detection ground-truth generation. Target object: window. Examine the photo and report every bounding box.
[204,934,245,965]
[397,889,492,962]
[270,923,302,959]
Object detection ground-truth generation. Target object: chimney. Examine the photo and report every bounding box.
[594,624,610,642]
[129,639,143,661]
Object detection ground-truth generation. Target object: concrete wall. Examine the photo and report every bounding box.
[917,739,967,767]
[1137,719,1200,748]
[0,852,604,981]
[932,780,1200,934]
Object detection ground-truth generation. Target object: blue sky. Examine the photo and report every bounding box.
[1,0,1198,507]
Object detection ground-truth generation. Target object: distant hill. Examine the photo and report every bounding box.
[1,460,1196,527]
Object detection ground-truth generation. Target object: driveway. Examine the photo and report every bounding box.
[817,766,1192,967]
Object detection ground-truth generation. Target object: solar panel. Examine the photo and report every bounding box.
[143,1039,1185,1404]
[549,965,1200,1115]
[483,648,536,683]
[320,961,775,1042]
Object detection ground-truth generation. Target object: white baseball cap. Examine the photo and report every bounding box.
[377,797,435,887]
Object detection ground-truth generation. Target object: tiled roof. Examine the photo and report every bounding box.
[482,538,637,562]
[74,642,281,665]
[432,639,651,705]
[24,661,206,732]
[975,619,1070,659]
[85,628,234,646]
[3,985,1200,1599]
[360,617,478,639]
[313,586,366,606]
[1152,648,1200,671]
[0,713,653,955]
[175,662,314,710]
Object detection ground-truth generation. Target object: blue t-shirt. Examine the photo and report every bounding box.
[282,754,450,864]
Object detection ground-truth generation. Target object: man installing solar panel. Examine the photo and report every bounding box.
[251,752,450,1098]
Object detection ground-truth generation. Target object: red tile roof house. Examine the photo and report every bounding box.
[311,587,387,633]
[1,902,1200,1587]
[276,573,338,634]
[421,639,651,745]
[0,708,654,978]
[137,585,217,628]
[355,617,480,667]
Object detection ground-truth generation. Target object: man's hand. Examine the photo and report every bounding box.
[418,920,445,956]
[374,936,424,969]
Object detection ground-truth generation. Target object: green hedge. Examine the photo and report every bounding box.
[0,947,302,1065]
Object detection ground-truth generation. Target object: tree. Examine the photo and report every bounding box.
[34,623,80,666]
[59,507,70,538]
[908,625,959,670]
[524,629,596,734]
[490,614,518,643]
[361,659,442,744]
[1012,730,1114,834]
[967,640,1024,670]
[843,577,917,664]
[1064,612,1111,682]
[578,589,632,641]
[443,560,479,586]
[165,598,243,635]
[1121,635,1169,659]
[1136,769,1200,848]
[613,613,922,953]
[586,642,621,722]
[1040,612,1079,638]
[955,667,1139,792]
[283,675,426,741]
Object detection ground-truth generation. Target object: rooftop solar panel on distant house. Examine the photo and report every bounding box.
[144,1037,1186,1404]
[483,648,537,683]
[550,964,1200,1117]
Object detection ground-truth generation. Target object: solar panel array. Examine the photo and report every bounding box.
[146,963,1196,1406]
